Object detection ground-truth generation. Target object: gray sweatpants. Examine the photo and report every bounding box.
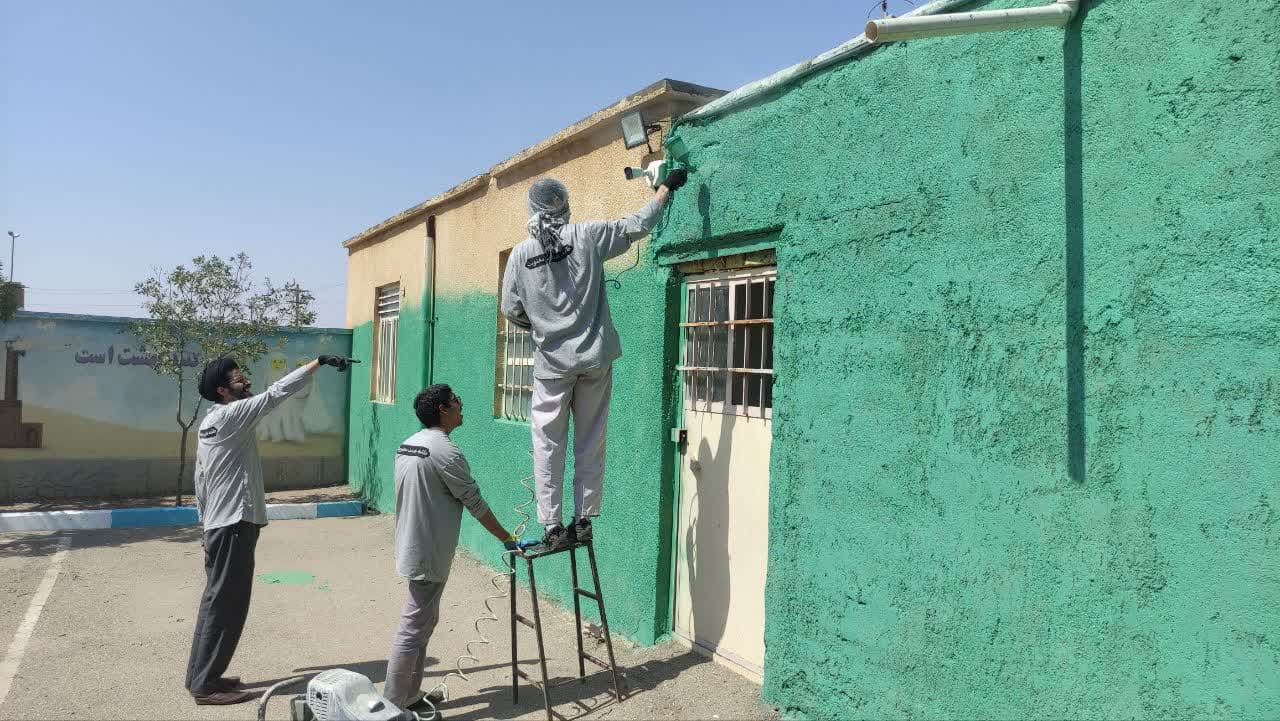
[531,365,612,527]
[383,579,447,708]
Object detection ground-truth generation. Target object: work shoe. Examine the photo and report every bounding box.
[538,524,571,553]
[406,688,447,710]
[211,676,242,691]
[572,518,593,543]
[192,689,256,705]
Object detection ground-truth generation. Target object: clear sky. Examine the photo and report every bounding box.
[2,0,915,327]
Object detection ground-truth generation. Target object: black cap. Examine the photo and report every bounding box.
[198,356,239,402]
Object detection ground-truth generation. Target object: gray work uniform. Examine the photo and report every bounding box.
[193,364,313,529]
[186,363,312,696]
[499,196,662,525]
[499,195,661,380]
[384,428,493,707]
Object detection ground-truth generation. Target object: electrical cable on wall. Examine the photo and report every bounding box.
[604,243,642,290]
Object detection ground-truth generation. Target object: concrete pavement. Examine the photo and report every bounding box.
[0,515,772,720]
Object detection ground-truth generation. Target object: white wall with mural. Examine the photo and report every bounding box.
[0,311,353,501]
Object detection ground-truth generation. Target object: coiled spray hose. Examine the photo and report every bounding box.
[415,460,537,719]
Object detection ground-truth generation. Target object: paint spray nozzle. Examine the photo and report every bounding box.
[623,160,685,190]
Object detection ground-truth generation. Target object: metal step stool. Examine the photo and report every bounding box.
[509,537,623,721]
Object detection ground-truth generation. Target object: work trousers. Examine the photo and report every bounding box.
[383,579,448,708]
[185,520,260,695]
[531,364,612,527]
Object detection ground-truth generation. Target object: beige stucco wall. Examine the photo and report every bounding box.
[345,220,427,327]
[345,90,714,320]
[434,119,663,297]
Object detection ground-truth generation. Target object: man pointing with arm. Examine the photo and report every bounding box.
[184,354,356,705]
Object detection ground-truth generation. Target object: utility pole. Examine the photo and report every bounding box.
[283,281,312,327]
[5,232,17,282]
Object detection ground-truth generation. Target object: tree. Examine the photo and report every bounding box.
[131,253,315,505]
[0,261,20,322]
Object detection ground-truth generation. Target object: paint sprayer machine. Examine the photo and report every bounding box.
[257,671,438,721]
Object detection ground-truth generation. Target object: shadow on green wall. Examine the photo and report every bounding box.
[1065,5,1088,483]
[361,407,385,506]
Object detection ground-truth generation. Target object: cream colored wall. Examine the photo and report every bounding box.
[434,98,700,296]
[345,220,426,327]
[345,95,708,316]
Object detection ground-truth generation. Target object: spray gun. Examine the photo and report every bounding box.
[623,160,684,190]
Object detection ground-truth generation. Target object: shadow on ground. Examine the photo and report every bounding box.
[241,651,714,721]
[0,525,204,556]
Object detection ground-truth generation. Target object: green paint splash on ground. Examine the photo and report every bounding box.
[256,570,316,585]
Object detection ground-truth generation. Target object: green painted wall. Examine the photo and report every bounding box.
[348,303,430,510]
[654,0,1279,718]
[348,260,683,644]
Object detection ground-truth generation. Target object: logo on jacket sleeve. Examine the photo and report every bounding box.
[396,444,431,459]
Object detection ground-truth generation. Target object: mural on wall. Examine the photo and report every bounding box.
[256,355,332,443]
[0,312,352,499]
[0,344,43,448]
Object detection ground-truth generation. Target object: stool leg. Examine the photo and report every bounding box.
[526,557,553,721]
[587,542,623,702]
[569,546,586,682]
[510,557,519,704]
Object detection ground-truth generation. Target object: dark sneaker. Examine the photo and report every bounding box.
[538,524,571,553]
[572,518,593,543]
[211,676,241,691]
[192,689,256,705]
[407,688,447,710]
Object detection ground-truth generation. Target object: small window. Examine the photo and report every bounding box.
[679,269,775,418]
[373,283,400,404]
[494,250,533,421]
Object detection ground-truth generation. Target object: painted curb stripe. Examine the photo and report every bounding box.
[316,500,364,518]
[111,507,200,528]
[0,510,112,532]
[0,501,362,533]
[266,503,318,521]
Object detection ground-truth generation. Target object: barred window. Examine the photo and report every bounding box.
[373,283,399,404]
[679,269,775,418]
[494,250,533,421]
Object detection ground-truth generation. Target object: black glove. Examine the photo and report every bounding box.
[661,166,688,192]
[318,355,360,372]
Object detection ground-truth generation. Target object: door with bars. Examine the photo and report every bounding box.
[672,267,775,683]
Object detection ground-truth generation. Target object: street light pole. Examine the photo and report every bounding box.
[5,231,17,282]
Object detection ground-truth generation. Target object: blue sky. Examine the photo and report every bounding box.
[2,0,915,327]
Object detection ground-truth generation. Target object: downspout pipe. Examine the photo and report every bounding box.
[866,0,1078,43]
[424,215,437,386]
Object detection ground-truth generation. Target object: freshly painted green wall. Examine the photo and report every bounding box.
[348,262,683,644]
[348,303,430,511]
[656,0,1279,718]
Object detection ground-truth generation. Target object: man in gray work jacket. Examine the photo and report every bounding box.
[383,383,523,711]
[500,169,688,552]
[184,353,355,705]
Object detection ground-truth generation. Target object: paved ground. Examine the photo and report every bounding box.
[0,515,773,720]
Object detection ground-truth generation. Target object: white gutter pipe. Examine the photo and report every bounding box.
[866,0,1078,43]
[680,0,973,123]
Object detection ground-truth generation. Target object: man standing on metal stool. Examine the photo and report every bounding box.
[500,169,688,552]
[383,384,525,712]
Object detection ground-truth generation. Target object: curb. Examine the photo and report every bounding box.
[0,500,365,533]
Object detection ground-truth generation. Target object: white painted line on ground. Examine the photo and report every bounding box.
[0,536,72,708]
